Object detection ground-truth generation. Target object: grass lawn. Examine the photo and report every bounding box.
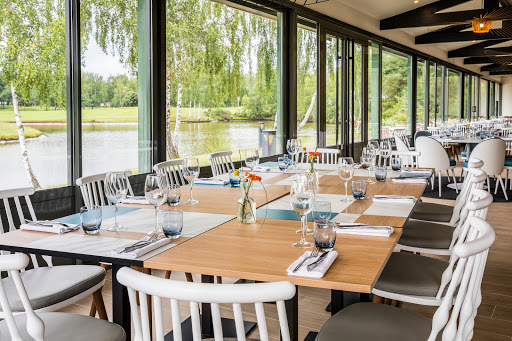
[0,123,42,140]
[0,106,244,123]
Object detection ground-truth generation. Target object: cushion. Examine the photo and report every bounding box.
[463,161,468,168]
[2,265,105,311]
[0,312,125,341]
[410,202,453,223]
[449,158,456,167]
[374,252,448,297]
[399,220,454,250]
[461,151,467,158]
[506,155,512,161]
[316,302,439,341]
[505,158,512,167]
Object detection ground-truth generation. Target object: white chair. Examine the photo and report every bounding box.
[116,267,296,341]
[416,136,458,197]
[296,148,339,165]
[208,151,235,177]
[153,159,186,187]
[0,253,125,340]
[393,136,418,168]
[76,171,134,208]
[0,187,108,319]
[462,138,508,200]
[316,216,495,341]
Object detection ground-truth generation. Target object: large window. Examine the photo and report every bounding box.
[447,70,461,123]
[326,36,337,146]
[480,79,488,118]
[0,0,68,190]
[416,59,426,131]
[368,42,380,140]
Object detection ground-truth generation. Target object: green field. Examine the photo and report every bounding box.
[0,123,42,140]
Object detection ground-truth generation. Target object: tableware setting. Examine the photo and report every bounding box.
[287,249,338,278]
[121,196,150,205]
[108,233,171,259]
[194,178,230,186]
[21,219,80,234]
[336,224,394,237]
[372,195,416,204]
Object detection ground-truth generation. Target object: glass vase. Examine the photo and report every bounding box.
[306,168,319,194]
[238,196,257,224]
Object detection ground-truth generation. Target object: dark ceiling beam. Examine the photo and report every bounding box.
[448,39,512,57]
[416,22,512,44]
[489,70,512,74]
[464,56,496,64]
[500,0,512,6]
[481,63,512,71]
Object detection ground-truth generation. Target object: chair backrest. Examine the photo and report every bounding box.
[208,151,235,177]
[414,130,432,144]
[76,171,134,208]
[153,159,186,187]
[0,187,52,268]
[429,216,496,341]
[393,128,407,137]
[296,148,340,165]
[415,136,451,171]
[0,253,45,341]
[117,267,296,341]
[468,138,506,176]
[449,161,485,226]
[394,136,410,152]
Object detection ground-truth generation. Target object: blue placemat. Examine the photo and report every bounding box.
[54,206,140,225]
[256,208,338,222]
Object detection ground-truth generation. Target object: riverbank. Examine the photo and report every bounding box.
[0,123,42,141]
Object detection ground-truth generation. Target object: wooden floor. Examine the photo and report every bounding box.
[58,173,512,340]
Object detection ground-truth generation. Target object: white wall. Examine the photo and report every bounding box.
[502,78,512,117]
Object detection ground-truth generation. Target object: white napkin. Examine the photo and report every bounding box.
[122,196,150,205]
[337,225,393,237]
[240,166,270,172]
[372,195,416,204]
[287,251,338,278]
[108,236,171,259]
[392,178,427,184]
[20,222,79,234]
[402,169,432,174]
[194,178,229,185]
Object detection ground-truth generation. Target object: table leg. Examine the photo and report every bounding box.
[283,285,298,341]
[330,290,343,316]
[201,274,214,338]
[112,264,131,341]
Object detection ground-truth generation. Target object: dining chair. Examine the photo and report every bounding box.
[0,253,125,341]
[393,136,419,168]
[317,216,495,341]
[416,136,458,197]
[0,187,108,320]
[116,267,296,341]
[153,159,187,187]
[397,170,488,256]
[76,171,134,208]
[296,148,339,165]
[208,151,235,177]
[461,138,508,200]
[413,130,431,145]
[410,158,484,223]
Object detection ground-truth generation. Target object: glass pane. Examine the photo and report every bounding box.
[368,42,380,139]
[416,59,425,131]
[447,70,460,123]
[0,0,68,190]
[489,82,495,117]
[480,79,488,118]
[326,36,337,146]
[464,75,470,119]
[352,43,363,143]
[297,21,317,148]
[472,76,479,120]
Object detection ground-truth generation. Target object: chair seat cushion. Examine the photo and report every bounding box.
[0,312,125,341]
[461,151,467,158]
[374,252,447,297]
[410,202,453,223]
[399,220,454,250]
[316,302,439,341]
[2,265,105,311]
[505,158,512,167]
[506,155,512,161]
[449,158,456,167]
[463,160,468,168]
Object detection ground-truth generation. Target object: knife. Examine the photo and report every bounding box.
[307,252,330,272]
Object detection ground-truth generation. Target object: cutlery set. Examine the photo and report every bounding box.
[292,245,331,273]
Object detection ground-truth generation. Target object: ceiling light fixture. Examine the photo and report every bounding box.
[414,0,419,3]
[472,15,492,33]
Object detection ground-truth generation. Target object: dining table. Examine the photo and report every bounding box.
[0,163,427,341]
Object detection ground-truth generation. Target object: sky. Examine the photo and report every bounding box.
[82,40,129,78]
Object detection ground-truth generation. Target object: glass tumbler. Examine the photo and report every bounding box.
[160,210,183,239]
[352,180,367,200]
[80,206,102,234]
[314,221,336,252]
[375,166,387,182]
[167,184,181,206]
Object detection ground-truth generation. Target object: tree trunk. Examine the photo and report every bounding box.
[274,112,278,129]
[197,103,201,121]
[187,101,191,121]
[298,90,317,131]
[165,66,178,160]
[172,83,183,156]
[11,84,40,189]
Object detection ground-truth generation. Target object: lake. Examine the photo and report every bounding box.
[0,121,323,189]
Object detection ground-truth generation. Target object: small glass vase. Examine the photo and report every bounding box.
[238,196,257,224]
[306,167,319,194]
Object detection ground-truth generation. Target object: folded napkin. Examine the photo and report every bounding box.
[194,178,229,185]
[20,221,79,234]
[392,178,427,184]
[372,195,416,204]
[240,166,270,172]
[108,237,171,259]
[287,251,338,278]
[122,196,150,205]
[402,168,432,174]
[337,225,394,237]
[400,169,432,178]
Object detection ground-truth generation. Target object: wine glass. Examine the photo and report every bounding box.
[290,180,314,248]
[286,139,301,169]
[360,155,376,184]
[245,150,260,171]
[145,174,168,235]
[379,141,391,167]
[183,158,200,204]
[337,158,355,203]
[104,171,129,232]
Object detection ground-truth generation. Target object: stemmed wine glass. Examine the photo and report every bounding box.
[183,158,200,204]
[104,171,129,231]
[286,139,301,169]
[145,174,168,235]
[290,180,315,248]
[379,141,391,167]
[337,157,355,203]
[360,154,376,184]
[245,150,260,171]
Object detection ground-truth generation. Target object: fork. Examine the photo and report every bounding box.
[292,245,319,272]
[120,231,160,253]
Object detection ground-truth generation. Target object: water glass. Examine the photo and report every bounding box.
[284,154,293,166]
[167,184,181,206]
[245,150,260,170]
[391,157,401,171]
[160,210,183,239]
[337,158,355,203]
[286,139,301,169]
[375,166,387,182]
[290,180,314,248]
[104,171,129,231]
[80,206,102,234]
[145,174,168,234]
[278,157,289,171]
[352,180,367,200]
[312,201,331,224]
[229,170,241,188]
[183,158,200,204]
[360,155,376,184]
[314,221,336,252]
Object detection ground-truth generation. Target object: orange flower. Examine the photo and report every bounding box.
[315,152,321,157]
[308,152,314,156]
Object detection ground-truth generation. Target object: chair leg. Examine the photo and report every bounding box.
[452,169,458,193]
[498,175,509,200]
[90,263,110,317]
[165,270,171,279]
[372,295,383,304]
[438,171,442,197]
[185,272,194,282]
[391,299,400,307]
[495,176,499,195]
[92,289,108,321]
[446,170,451,183]
[487,177,491,193]
[505,170,508,190]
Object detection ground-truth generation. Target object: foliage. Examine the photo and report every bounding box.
[120,90,138,107]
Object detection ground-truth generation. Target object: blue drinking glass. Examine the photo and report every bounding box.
[375,166,387,182]
[229,170,241,188]
[352,180,367,200]
[167,184,181,206]
[278,157,289,171]
[314,221,336,252]
[391,158,401,171]
[80,206,102,234]
[160,210,183,239]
